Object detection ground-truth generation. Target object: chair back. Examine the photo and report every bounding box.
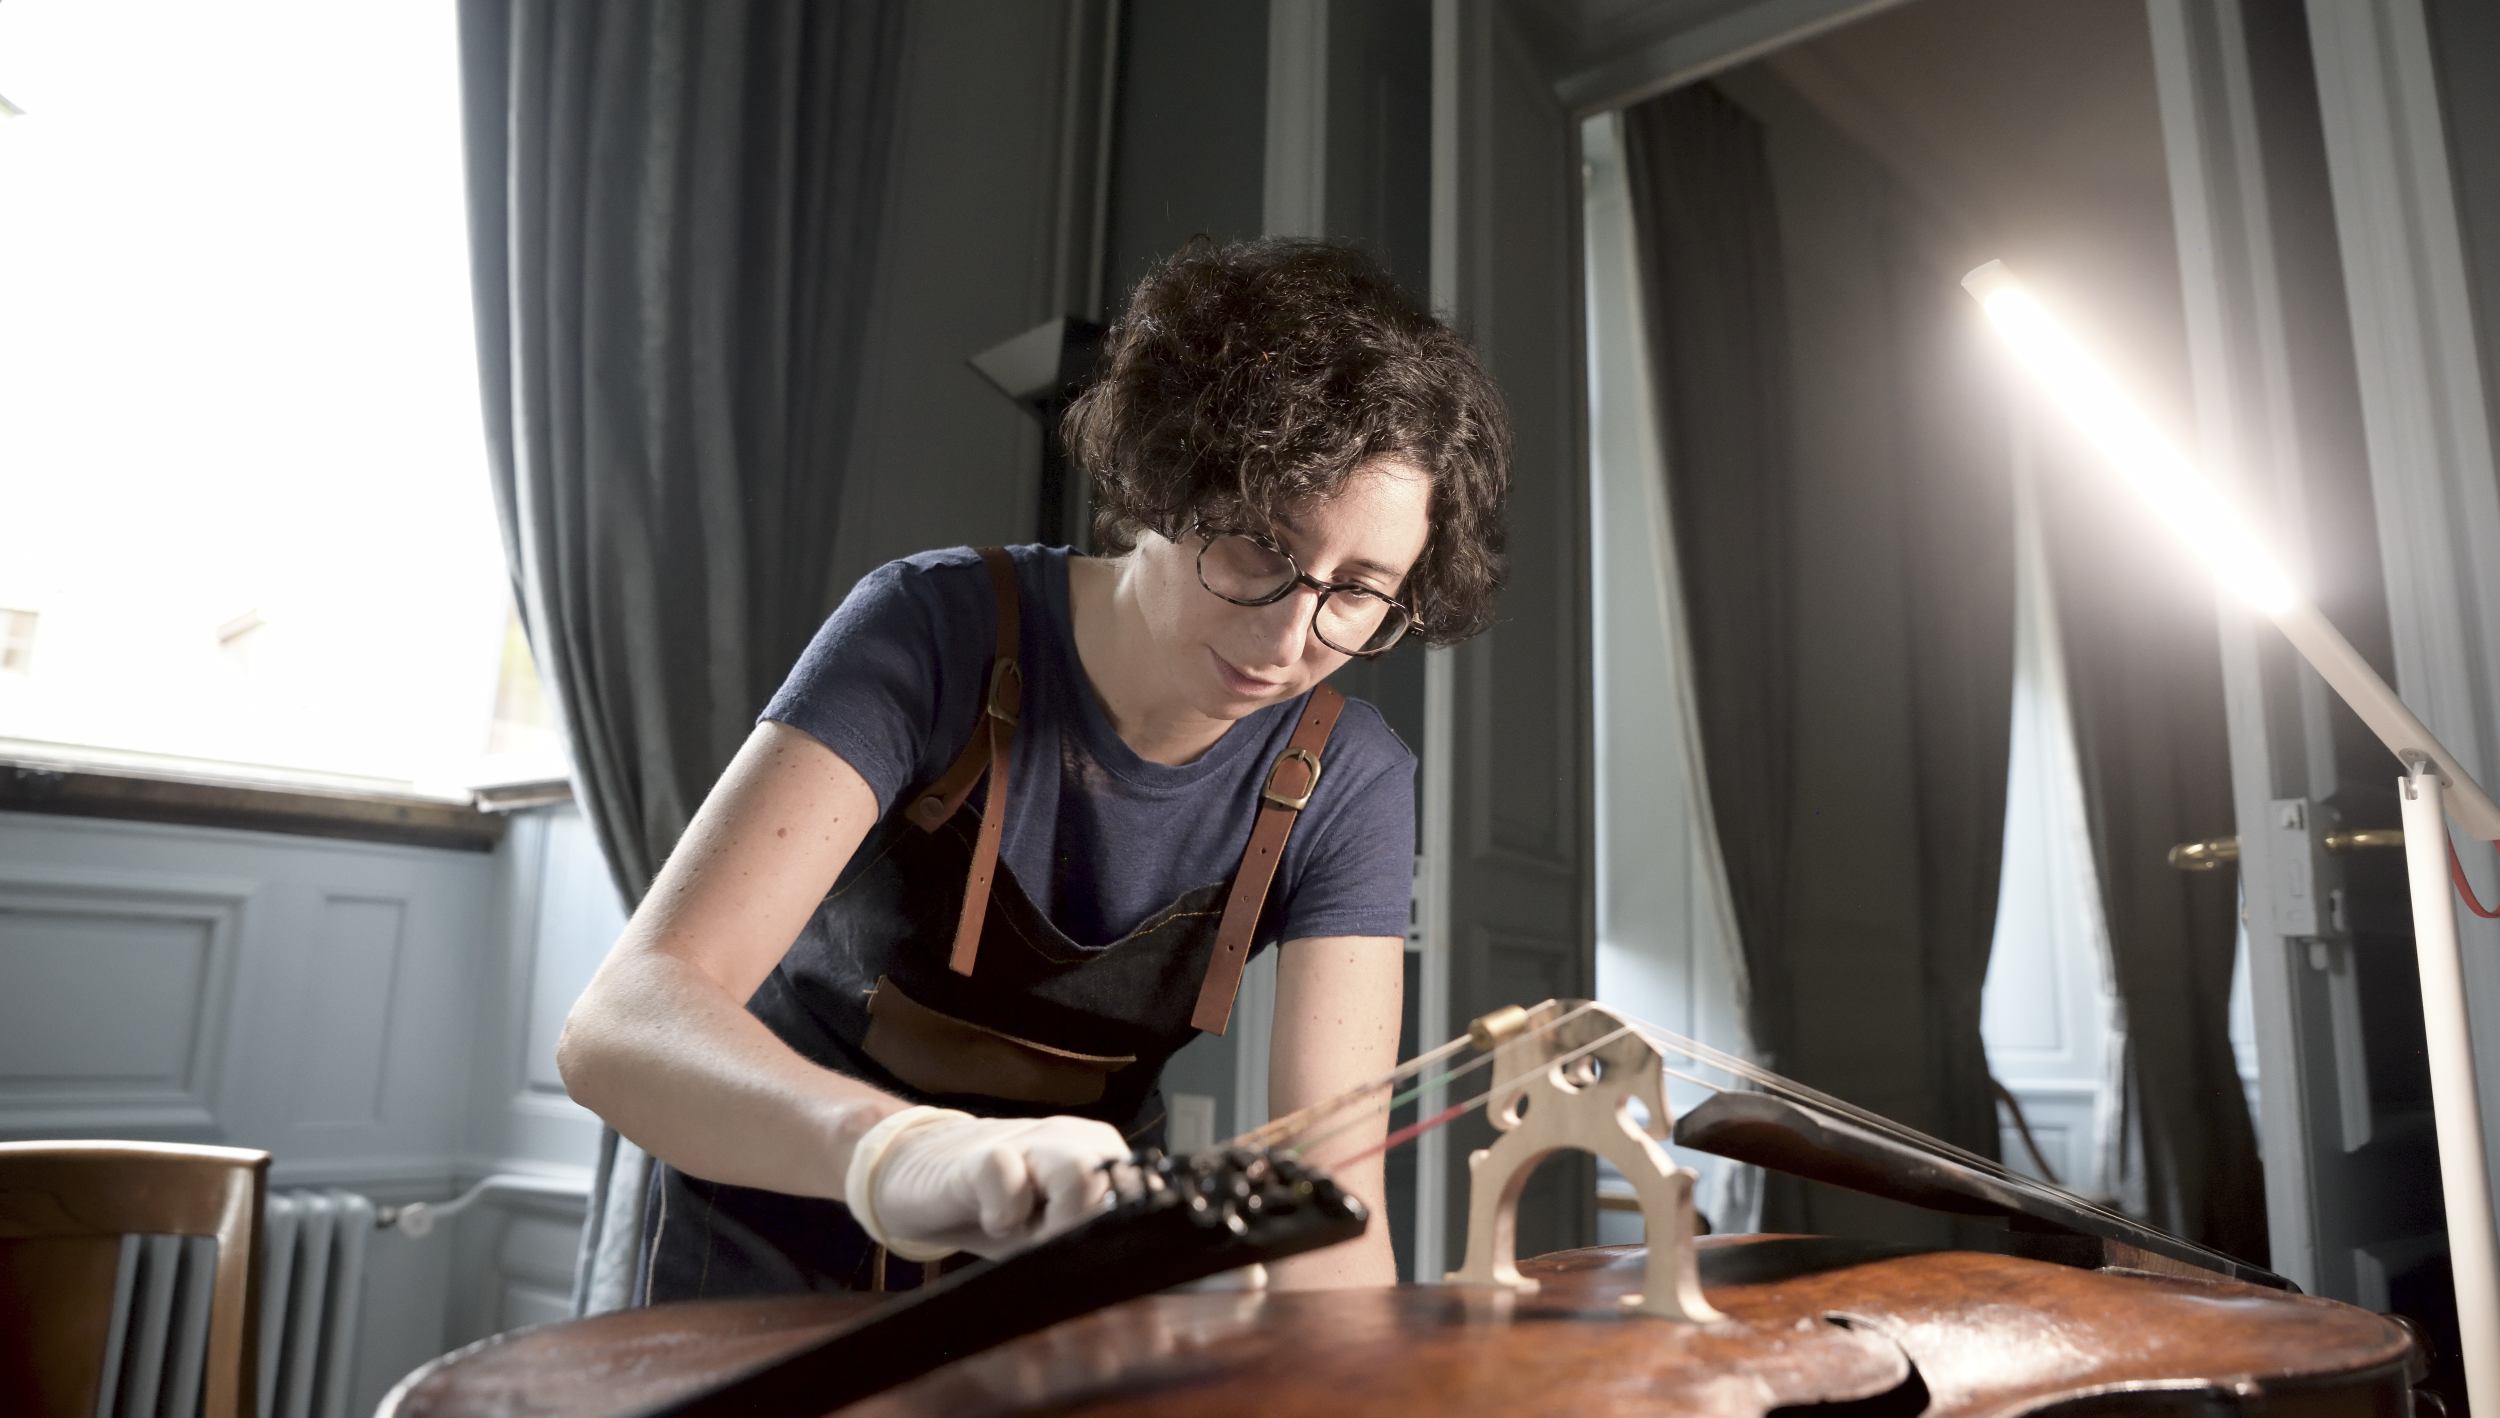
[0,1140,270,1418]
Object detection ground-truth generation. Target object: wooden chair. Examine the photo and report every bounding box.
[0,1140,270,1418]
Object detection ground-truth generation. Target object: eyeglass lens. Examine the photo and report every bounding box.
[1198,533,1410,655]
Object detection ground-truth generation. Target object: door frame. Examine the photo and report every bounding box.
[1414,0,1899,1282]
[2148,0,2418,1297]
[2302,0,2500,1226]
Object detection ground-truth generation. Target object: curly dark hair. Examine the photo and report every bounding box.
[1064,238,1510,645]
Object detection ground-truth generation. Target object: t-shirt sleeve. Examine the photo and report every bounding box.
[1267,718,1417,945]
[759,556,978,817]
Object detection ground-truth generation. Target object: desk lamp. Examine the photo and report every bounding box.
[1964,259,2499,1409]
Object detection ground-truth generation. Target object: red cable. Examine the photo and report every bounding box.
[2450,835,2500,920]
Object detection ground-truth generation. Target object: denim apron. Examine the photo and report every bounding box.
[643,550,1344,1300]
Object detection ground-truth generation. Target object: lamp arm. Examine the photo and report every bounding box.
[2270,601,2500,843]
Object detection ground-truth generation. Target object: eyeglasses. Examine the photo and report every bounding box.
[1193,524,1419,656]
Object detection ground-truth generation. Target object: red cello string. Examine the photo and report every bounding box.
[2452,835,2500,920]
[1319,1096,1475,1171]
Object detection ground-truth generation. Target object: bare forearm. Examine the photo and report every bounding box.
[1268,1158,1396,1289]
[556,950,905,1200]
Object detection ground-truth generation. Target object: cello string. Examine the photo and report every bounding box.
[1286,1018,1640,1162]
[1282,1046,1526,1160]
[1615,1012,2255,1269]
[1294,999,2234,1272]
[1618,1010,2042,1181]
[1224,1032,1475,1152]
[1224,1003,1597,1152]
[1225,1002,1606,1154]
[1235,1000,1590,1155]
[1236,998,2023,1193]
[1276,1014,1619,1159]
[1317,1092,1476,1170]
[1628,1018,2116,1213]
[1304,1025,1641,1168]
[1621,1014,2114,1207]
[1311,1045,1742,1173]
[1215,997,2252,1274]
[1233,996,2019,1207]
[1282,1012,1761,1171]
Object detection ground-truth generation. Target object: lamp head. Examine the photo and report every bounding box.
[1962,260,2300,618]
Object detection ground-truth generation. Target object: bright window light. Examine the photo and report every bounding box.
[1962,260,2301,618]
[0,2,563,794]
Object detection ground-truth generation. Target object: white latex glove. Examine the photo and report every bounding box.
[845,1106,1131,1261]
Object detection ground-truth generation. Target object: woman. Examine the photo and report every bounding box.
[557,238,1510,1300]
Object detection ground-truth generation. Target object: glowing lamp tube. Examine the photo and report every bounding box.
[1960,260,2500,844]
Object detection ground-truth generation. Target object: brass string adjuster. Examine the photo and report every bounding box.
[1262,747,1322,811]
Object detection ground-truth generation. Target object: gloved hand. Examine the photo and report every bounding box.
[845,1106,1132,1261]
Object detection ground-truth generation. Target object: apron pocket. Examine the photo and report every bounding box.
[861,975,1135,1108]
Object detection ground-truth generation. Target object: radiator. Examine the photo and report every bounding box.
[97,1188,374,1418]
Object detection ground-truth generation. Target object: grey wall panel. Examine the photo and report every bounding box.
[1429,0,1597,1268]
[290,895,409,1129]
[830,0,1114,595]
[0,815,488,1179]
[0,867,242,1132]
[1103,0,1271,301]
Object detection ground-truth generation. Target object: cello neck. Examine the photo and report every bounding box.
[1671,1088,2291,1289]
[623,1148,1368,1418]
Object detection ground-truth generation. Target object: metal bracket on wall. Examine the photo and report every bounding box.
[2264,798,2337,943]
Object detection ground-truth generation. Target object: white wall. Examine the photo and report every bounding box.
[0,803,619,1414]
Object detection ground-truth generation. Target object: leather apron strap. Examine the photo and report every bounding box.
[898,548,1020,977]
[900,549,1347,1029]
[1191,684,1347,1034]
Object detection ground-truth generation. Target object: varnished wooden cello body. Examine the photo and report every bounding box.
[383,1003,2428,1416]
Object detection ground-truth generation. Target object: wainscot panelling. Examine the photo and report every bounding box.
[1993,1082,2102,1194]
[462,805,617,1178]
[0,802,610,1411]
[0,861,248,1135]
[0,812,490,1178]
[444,1185,592,1348]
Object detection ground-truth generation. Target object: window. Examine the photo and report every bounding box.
[215,609,266,679]
[0,609,36,673]
[481,602,568,784]
[0,2,565,796]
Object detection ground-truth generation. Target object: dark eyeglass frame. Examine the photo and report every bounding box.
[1191,522,1423,657]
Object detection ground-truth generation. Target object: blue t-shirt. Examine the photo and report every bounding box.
[761,545,1416,950]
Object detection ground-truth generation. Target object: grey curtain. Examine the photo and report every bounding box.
[458,0,907,1311]
[1890,223,2019,1187]
[1625,81,2015,1237]
[2042,442,2267,1259]
[1623,84,1799,1090]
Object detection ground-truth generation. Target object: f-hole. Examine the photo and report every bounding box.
[1764,1315,1931,1416]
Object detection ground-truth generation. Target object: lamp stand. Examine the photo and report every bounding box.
[2397,762,2500,1404]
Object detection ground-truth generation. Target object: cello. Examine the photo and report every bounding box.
[382,1001,2427,1416]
